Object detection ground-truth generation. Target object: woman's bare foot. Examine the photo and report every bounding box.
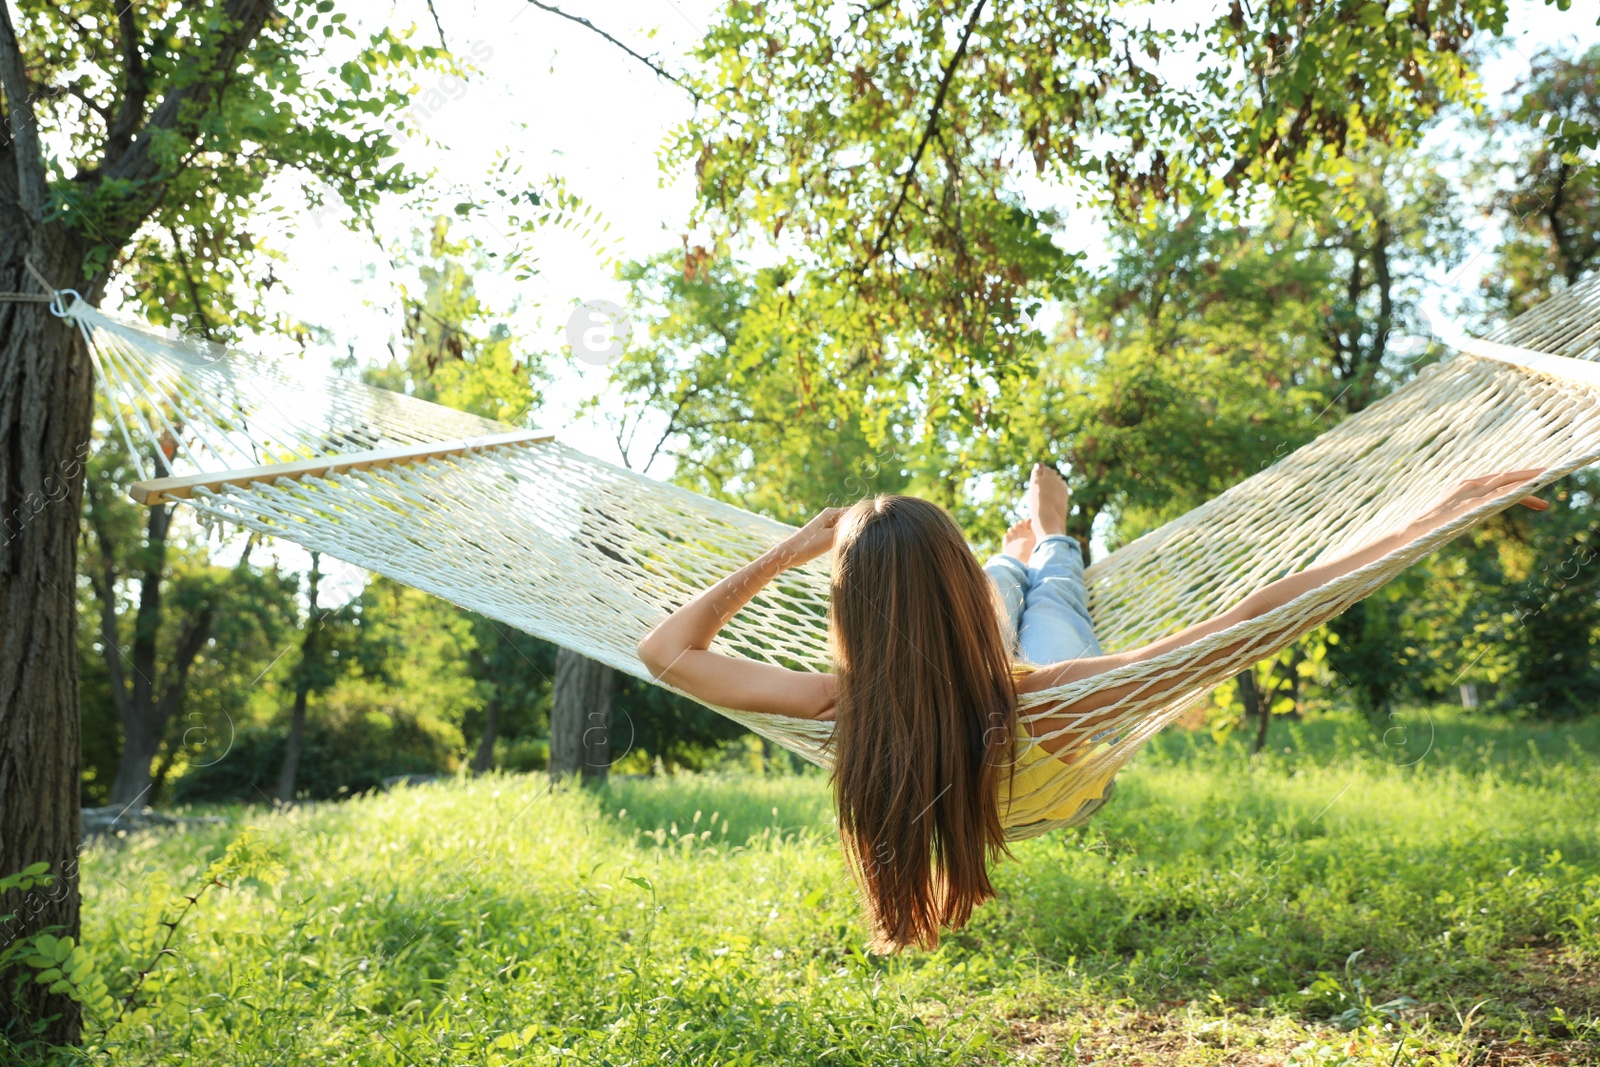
[1024,462,1069,540]
[1002,519,1036,563]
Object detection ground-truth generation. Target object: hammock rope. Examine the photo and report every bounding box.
[79,277,1600,838]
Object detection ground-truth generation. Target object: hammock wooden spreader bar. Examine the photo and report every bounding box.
[81,275,1600,837]
[130,429,554,505]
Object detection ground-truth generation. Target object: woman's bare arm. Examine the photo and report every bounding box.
[637,509,843,720]
[1018,470,1548,743]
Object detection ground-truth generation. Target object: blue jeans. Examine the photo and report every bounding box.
[983,534,1103,666]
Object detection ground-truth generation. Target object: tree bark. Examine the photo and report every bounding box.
[550,648,614,786]
[0,241,92,1044]
[276,553,322,803]
[0,0,96,1038]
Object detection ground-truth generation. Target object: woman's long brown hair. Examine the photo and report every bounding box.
[829,495,1017,952]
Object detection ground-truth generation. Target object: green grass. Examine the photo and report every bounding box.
[19,707,1600,1064]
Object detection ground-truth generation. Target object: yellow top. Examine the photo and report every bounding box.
[998,731,1116,829]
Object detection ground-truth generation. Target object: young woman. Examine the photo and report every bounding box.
[637,464,1545,951]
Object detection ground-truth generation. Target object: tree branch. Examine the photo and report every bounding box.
[168,224,215,339]
[155,604,215,721]
[641,382,704,474]
[522,0,700,103]
[102,0,274,187]
[862,0,987,269]
[1543,158,1577,284]
[106,0,150,162]
[0,0,47,219]
[424,0,449,50]
[65,83,115,127]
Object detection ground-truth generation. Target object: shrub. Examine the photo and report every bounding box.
[496,736,549,773]
[171,708,457,802]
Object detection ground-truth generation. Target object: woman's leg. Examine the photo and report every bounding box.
[983,521,1031,650]
[1016,464,1116,826]
[1023,532,1118,762]
[1016,534,1103,665]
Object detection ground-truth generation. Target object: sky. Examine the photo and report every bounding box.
[215,0,1599,600]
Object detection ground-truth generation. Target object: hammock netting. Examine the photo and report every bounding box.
[81,277,1600,838]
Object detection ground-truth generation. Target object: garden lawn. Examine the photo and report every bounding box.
[23,708,1600,1065]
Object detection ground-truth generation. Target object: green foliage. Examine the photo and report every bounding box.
[1480,44,1600,315]
[234,574,476,799]
[610,675,751,772]
[339,577,480,741]
[16,0,457,333]
[1320,475,1600,719]
[1209,636,1340,747]
[670,0,1515,417]
[295,590,360,699]
[1325,577,1424,716]
[995,213,1348,546]
[102,829,286,1039]
[610,148,1466,553]
[496,736,550,774]
[460,614,556,753]
[610,213,1343,545]
[33,709,1600,1063]
[2,929,113,1032]
[605,254,914,519]
[1312,149,1468,411]
[363,221,546,425]
[0,866,115,1029]
[1452,476,1600,718]
[170,709,457,803]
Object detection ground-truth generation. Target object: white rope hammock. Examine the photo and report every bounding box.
[80,277,1600,838]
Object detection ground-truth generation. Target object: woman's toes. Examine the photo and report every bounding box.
[1002,519,1036,562]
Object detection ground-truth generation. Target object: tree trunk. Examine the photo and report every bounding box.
[467,628,505,774]
[471,694,500,774]
[1252,684,1273,754]
[550,648,614,786]
[1251,649,1306,755]
[276,684,311,804]
[90,473,217,809]
[0,236,93,1043]
[150,538,248,803]
[276,554,322,803]
[107,497,170,806]
[1236,667,1262,738]
[110,714,164,810]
